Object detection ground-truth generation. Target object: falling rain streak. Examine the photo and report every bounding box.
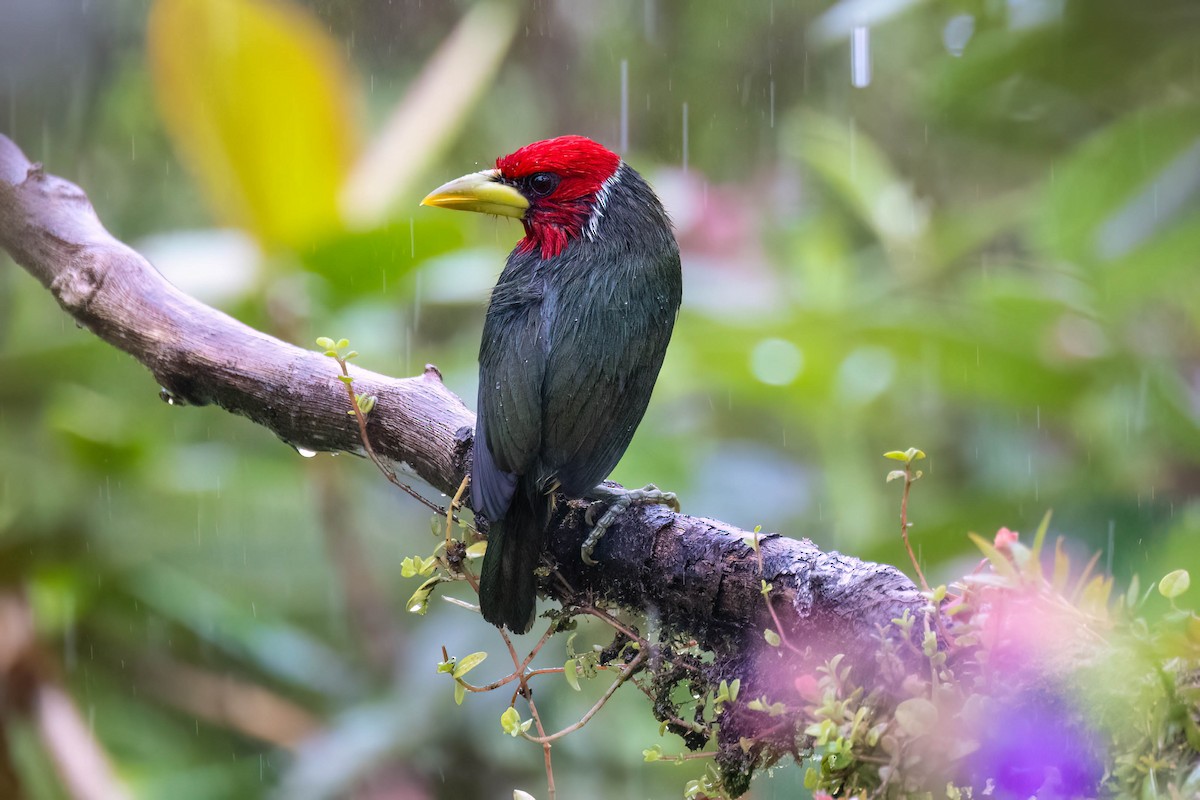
[682,102,689,173]
[620,59,629,153]
[851,26,871,88]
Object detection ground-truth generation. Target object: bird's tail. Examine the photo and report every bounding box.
[478,479,549,634]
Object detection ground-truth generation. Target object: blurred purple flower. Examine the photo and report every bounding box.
[968,693,1103,799]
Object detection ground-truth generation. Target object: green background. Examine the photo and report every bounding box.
[1,0,1198,797]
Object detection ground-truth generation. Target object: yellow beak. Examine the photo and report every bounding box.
[420,169,529,219]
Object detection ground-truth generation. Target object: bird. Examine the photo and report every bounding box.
[421,135,682,633]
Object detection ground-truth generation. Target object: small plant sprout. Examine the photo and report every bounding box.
[316,336,456,517]
[316,336,355,361]
[746,697,788,717]
[400,555,438,579]
[740,524,764,573]
[712,679,740,713]
[501,706,533,737]
[445,651,488,705]
[444,475,471,551]
[405,575,441,615]
[884,447,929,592]
[641,743,717,765]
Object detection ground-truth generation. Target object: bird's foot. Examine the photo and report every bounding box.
[581,483,680,566]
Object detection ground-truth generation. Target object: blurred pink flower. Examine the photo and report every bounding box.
[993,526,1019,552]
[794,674,821,703]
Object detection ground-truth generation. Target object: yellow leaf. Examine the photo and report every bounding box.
[1070,550,1103,603]
[1079,575,1113,616]
[966,532,1017,581]
[1051,537,1071,592]
[148,0,359,249]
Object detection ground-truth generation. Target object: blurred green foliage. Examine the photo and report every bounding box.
[1,0,1198,797]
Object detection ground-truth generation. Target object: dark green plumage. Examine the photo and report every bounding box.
[470,152,681,633]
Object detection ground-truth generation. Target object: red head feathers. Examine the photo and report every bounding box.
[495,136,623,258]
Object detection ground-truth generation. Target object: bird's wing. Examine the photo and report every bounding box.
[470,415,518,522]
[472,274,547,520]
[541,255,680,496]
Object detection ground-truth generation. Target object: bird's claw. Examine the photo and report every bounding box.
[584,499,605,527]
[580,483,680,566]
[643,484,681,513]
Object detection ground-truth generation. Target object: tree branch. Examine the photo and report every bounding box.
[0,135,474,493]
[0,133,924,793]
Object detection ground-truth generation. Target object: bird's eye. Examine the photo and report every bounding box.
[527,172,559,198]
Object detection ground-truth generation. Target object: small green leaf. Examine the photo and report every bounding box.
[500,706,522,736]
[406,576,440,615]
[886,470,907,483]
[1159,569,1191,600]
[883,450,909,461]
[513,790,537,800]
[764,629,781,647]
[564,659,581,691]
[337,374,354,385]
[465,541,487,559]
[315,337,335,349]
[336,338,349,350]
[454,680,466,705]
[728,678,740,702]
[344,350,359,360]
[905,447,926,461]
[452,651,487,679]
[642,745,663,763]
[436,658,455,674]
